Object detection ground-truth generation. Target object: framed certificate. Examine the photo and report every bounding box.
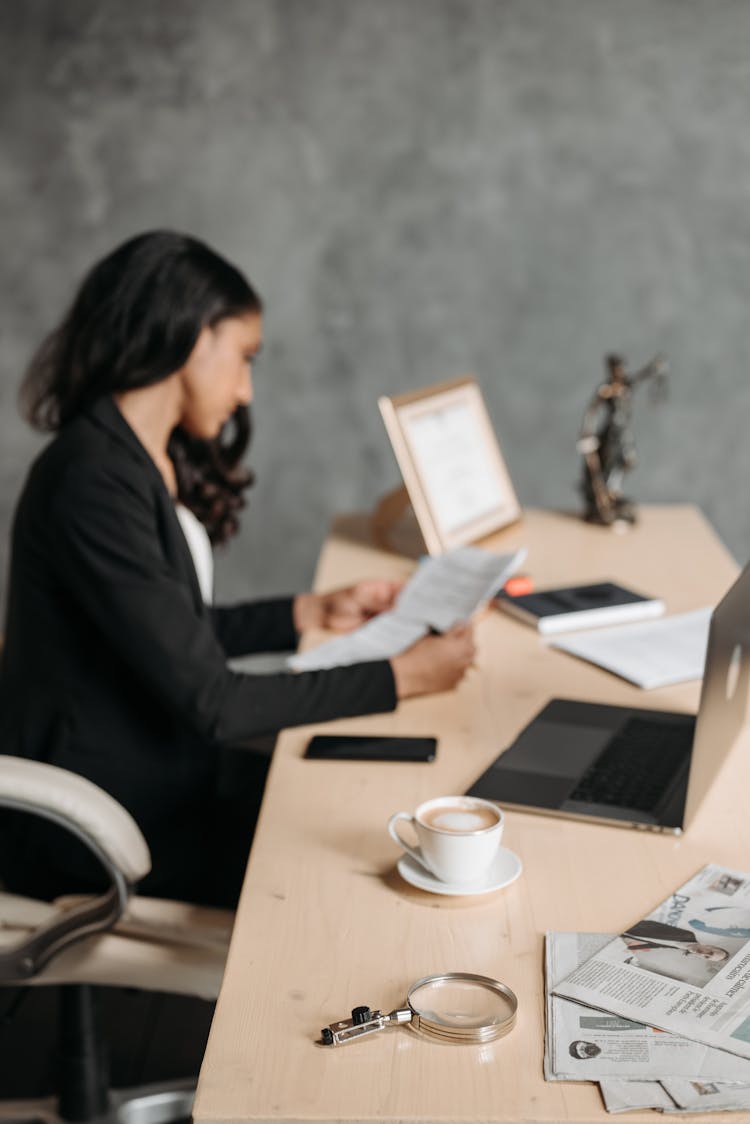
[378,376,521,555]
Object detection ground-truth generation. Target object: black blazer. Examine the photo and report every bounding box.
[0,397,396,875]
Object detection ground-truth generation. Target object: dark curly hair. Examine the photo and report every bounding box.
[20,230,262,544]
[169,406,254,544]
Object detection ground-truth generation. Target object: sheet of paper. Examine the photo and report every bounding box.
[598,1079,677,1114]
[660,1077,750,1112]
[395,546,527,633]
[288,613,427,672]
[288,546,526,672]
[549,607,712,690]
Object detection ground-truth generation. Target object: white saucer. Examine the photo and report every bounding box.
[396,847,523,897]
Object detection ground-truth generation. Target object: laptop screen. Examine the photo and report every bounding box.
[683,562,750,829]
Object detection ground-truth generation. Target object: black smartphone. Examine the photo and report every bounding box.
[303,734,437,762]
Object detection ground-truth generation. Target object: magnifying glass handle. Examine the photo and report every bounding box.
[320,1005,412,1046]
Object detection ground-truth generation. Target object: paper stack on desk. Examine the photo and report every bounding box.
[288,545,526,672]
[545,864,750,1114]
[549,607,712,689]
[545,932,750,1114]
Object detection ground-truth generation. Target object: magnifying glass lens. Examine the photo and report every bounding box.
[407,973,517,1043]
[410,978,504,1027]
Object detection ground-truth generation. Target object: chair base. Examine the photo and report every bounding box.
[0,1078,194,1124]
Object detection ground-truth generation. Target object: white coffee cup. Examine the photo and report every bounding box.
[388,796,504,884]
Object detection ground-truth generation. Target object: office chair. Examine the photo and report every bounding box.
[0,756,234,1123]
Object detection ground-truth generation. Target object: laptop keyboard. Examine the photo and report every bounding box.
[567,716,692,813]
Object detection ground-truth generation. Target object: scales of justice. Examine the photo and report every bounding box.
[577,354,669,527]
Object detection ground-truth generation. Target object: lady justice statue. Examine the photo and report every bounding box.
[577,353,668,525]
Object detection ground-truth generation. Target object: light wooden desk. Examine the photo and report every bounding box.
[195,506,749,1124]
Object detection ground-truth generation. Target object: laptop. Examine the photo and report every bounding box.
[466,561,750,834]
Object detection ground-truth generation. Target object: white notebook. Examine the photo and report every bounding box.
[497,581,664,635]
[550,608,712,689]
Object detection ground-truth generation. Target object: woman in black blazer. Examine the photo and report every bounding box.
[0,231,474,907]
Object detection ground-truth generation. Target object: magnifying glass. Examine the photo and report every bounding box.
[320,972,517,1046]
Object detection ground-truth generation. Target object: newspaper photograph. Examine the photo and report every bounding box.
[554,865,750,1062]
[546,932,750,1081]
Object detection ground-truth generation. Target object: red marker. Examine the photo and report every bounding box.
[503,574,534,598]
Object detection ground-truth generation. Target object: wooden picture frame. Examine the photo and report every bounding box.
[378,376,521,555]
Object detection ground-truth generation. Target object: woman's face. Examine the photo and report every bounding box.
[179,312,263,439]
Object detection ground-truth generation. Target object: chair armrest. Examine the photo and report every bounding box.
[55,894,234,952]
[0,757,150,881]
[0,886,124,980]
[0,757,152,981]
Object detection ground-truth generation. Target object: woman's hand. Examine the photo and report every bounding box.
[390,624,476,699]
[293,579,403,633]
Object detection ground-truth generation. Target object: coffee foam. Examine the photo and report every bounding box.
[421,803,499,833]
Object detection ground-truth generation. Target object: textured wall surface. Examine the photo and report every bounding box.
[2,0,749,610]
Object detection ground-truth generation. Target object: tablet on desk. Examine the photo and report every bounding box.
[303,734,437,762]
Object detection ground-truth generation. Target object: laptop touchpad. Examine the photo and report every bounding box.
[499,721,613,780]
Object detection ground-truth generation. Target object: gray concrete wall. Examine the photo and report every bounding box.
[2,0,748,609]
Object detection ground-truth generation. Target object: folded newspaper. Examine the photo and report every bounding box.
[599,1077,750,1114]
[546,932,750,1082]
[545,931,750,1113]
[553,865,750,1068]
[288,545,526,671]
[541,930,750,1115]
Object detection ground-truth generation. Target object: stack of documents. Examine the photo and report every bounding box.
[288,546,526,672]
[545,865,750,1113]
[549,607,712,690]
